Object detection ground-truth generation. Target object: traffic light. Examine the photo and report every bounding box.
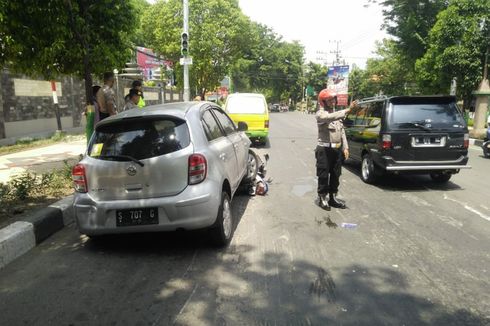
[181,32,189,56]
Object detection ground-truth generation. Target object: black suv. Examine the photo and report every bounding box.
[344,95,471,184]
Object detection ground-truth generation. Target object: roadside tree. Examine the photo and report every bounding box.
[415,0,490,108]
[142,0,250,98]
[0,0,136,106]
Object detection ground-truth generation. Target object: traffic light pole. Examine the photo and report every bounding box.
[183,0,190,102]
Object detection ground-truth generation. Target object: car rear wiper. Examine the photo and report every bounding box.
[98,155,144,167]
[397,122,432,131]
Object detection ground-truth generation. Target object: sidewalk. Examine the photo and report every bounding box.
[0,139,87,269]
[0,140,87,184]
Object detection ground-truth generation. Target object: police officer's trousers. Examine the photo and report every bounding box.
[315,146,343,195]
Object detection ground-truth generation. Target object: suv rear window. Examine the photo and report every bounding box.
[226,96,266,114]
[390,103,464,128]
[88,117,190,160]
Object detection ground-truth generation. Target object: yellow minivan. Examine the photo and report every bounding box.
[224,93,269,144]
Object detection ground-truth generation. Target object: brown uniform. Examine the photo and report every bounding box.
[315,108,349,195]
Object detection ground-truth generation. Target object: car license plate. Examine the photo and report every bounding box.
[412,135,446,147]
[116,207,158,227]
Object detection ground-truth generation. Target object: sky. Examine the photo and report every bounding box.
[238,0,389,68]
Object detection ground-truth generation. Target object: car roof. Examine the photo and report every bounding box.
[358,95,457,105]
[227,93,265,98]
[96,101,204,127]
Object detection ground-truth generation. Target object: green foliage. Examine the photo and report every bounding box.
[349,40,417,99]
[231,23,305,103]
[0,164,75,206]
[304,62,328,95]
[9,172,37,201]
[142,0,251,97]
[415,0,489,107]
[0,0,137,101]
[372,0,447,64]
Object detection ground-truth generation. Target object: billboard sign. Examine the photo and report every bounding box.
[326,65,349,106]
[136,47,172,80]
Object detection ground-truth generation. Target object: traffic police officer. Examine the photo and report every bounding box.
[315,89,356,210]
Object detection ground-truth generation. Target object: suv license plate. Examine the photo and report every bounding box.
[116,208,159,227]
[411,136,446,147]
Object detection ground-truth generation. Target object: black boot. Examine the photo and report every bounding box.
[318,194,331,211]
[329,193,346,209]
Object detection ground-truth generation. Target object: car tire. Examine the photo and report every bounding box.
[361,154,378,184]
[430,172,452,183]
[244,150,259,183]
[209,191,234,247]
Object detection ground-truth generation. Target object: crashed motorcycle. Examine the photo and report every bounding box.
[483,126,490,158]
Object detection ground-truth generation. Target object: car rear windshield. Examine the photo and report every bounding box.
[390,103,464,128]
[226,96,266,114]
[88,117,190,160]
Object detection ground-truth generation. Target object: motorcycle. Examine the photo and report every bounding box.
[483,122,490,158]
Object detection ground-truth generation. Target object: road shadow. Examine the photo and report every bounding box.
[2,242,488,325]
[343,160,464,192]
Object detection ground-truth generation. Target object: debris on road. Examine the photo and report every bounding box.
[340,223,357,229]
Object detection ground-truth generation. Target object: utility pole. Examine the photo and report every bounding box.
[329,40,342,65]
[182,0,190,101]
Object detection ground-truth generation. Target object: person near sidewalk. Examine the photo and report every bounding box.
[315,89,357,210]
[96,72,117,119]
[124,80,145,108]
[123,89,142,111]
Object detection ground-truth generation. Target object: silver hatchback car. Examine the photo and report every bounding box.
[72,102,256,246]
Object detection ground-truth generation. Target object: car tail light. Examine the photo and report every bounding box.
[463,133,469,149]
[265,120,269,128]
[72,164,88,193]
[189,154,207,185]
[381,134,392,149]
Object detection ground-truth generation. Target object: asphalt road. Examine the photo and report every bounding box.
[1,112,489,326]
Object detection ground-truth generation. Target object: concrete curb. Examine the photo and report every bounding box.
[470,138,484,147]
[0,195,74,269]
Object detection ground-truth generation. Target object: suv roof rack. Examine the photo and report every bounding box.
[357,95,388,103]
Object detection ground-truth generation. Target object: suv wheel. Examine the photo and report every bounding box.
[361,154,378,184]
[430,172,452,183]
[209,191,234,247]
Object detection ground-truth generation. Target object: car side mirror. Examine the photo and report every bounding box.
[237,121,248,131]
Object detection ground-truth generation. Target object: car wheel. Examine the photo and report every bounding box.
[245,150,259,182]
[361,154,378,184]
[209,191,234,247]
[430,172,452,183]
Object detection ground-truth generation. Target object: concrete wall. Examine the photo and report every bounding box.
[0,69,86,140]
[0,69,183,142]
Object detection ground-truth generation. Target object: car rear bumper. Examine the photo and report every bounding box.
[380,155,471,171]
[246,130,268,138]
[73,180,221,236]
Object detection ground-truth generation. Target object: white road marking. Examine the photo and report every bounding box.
[444,194,490,222]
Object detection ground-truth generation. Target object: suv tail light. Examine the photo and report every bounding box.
[381,134,392,150]
[463,133,469,149]
[72,164,88,193]
[265,120,269,128]
[189,154,207,185]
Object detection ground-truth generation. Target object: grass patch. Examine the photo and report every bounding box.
[0,133,85,156]
[0,161,75,228]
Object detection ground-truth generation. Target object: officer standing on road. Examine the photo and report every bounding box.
[315,89,357,210]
